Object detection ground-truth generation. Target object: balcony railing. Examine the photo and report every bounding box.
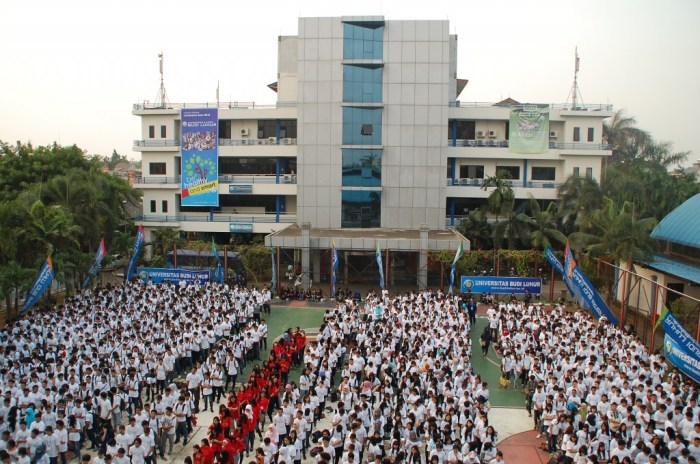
[133,138,298,148]
[447,178,561,189]
[133,175,297,185]
[449,101,614,111]
[447,139,610,150]
[133,101,297,110]
[135,214,297,223]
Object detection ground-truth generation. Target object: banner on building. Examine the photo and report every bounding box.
[376,243,385,289]
[22,256,54,314]
[460,276,541,294]
[137,267,211,284]
[449,242,464,295]
[331,242,339,297]
[509,105,549,154]
[211,239,224,284]
[181,108,219,207]
[664,334,700,384]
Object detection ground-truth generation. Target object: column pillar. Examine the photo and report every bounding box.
[312,250,321,283]
[418,223,429,289]
[301,221,311,288]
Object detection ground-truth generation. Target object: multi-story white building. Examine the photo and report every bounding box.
[133,15,613,289]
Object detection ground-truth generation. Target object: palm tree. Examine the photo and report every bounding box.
[148,227,184,266]
[603,110,651,161]
[556,175,603,234]
[481,170,515,221]
[515,196,567,249]
[571,197,658,325]
[457,208,493,250]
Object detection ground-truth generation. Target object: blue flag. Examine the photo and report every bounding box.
[376,243,385,289]
[22,256,54,313]
[126,225,144,281]
[81,238,107,289]
[331,242,339,297]
[212,239,224,284]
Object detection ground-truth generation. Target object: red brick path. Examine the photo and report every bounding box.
[498,430,552,464]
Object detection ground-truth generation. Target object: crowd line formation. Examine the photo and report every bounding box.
[0,279,696,464]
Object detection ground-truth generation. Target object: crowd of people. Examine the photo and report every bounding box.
[482,297,699,464]
[0,276,696,464]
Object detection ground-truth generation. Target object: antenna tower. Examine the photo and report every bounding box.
[565,47,584,109]
[154,52,170,109]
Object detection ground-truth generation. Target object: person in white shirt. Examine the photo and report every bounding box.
[129,438,147,464]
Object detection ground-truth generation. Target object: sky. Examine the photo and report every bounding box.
[1,0,699,165]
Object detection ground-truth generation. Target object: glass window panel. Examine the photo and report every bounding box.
[531,167,556,181]
[342,149,382,187]
[341,190,381,228]
[342,108,382,145]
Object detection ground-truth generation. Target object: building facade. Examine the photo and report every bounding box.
[132,16,613,288]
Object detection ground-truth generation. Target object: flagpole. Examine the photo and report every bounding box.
[329,246,332,299]
[385,248,390,294]
[650,276,659,352]
[550,264,555,301]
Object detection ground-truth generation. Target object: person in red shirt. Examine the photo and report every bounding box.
[199,438,216,464]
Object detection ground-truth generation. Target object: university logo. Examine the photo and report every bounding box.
[465,280,474,289]
[139,270,149,280]
[665,340,672,355]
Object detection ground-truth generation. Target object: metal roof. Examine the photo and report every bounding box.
[650,193,700,249]
[643,254,700,285]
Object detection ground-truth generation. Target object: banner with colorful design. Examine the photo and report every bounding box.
[126,224,144,281]
[181,108,219,207]
[376,243,385,289]
[509,105,549,154]
[331,242,339,297]
[81,238,107,289]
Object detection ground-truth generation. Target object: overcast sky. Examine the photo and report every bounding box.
[2,0,699,165]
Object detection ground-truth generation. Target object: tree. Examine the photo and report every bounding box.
[515,196,567,249]
[556,175,604,234]
[148,228,184,267]
[457,208,492,250]
[571,197,658,324]
[239,244,271,284]
[481,170,515,221]
[0,261,36,320]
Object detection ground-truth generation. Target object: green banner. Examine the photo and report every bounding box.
[509,106,549,154]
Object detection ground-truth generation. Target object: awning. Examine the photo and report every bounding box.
[642,254,700,285]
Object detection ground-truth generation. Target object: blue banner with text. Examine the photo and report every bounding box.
[460,276,541,294]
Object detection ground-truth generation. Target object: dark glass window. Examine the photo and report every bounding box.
[531,167,556,181]
[342,149,382,187]
[459,165,484,179]
[162,201,168,213]
[573,127,581,142]
[150,200,156,213]
[342,107,382,145]
[341,190,381,228]
[149,162,166,175]
[496,166,520,179]
[343,65,382,103]
[160,125,167,138]
[343,23,383,60]
[449,121,476,140]
[587,127,594,142]
[257,120,297,139]
[219,157,295,176]
[148,125,155,138]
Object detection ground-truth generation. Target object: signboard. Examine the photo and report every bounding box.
[664,334,700,384]
[460,276,541,294]
[509,105,549,154]
[181,108,219,206]
[229,184,253,194]
[137,267,211,284]
[230,223,254,233]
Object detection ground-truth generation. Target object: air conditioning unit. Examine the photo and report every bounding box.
[550,131,558,138]
[257,139,264,145]
[476,130,485,139]
[240,128,249,136]
[488,130,497,138]
[282,138,291,145]
[268,137,277,144]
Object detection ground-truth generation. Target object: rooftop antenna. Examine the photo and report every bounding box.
[565,47,583,109]
[154,52,170,109]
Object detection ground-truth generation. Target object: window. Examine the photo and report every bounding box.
[495,166,520,180]
[449,120,476,140]
[573,167,580,177]
[150,200,156,213]
[343,65,383,103]
[160,125,167,138]
[148,125,155,138]
[587,127,594,142]
[586,167,593,178]
[573,127,581,142]
[459,165,484,179]
[531,167,556,181]
[341,190,381,228]
[162,201,168,213]
[342,107,382,145]
[342,149,382,187]
[343,23,383,60]
[149,162,166,175]
[257,120,297,139]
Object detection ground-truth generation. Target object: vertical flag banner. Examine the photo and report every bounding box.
[181,108,219,207]
[22,256,54,313]
[657,306,700,357]
[331,241,339,297]
[270,245,277,293]
[81,238,107,289]
[126,225,145,281]
[449,242,464,295]
[509,105,549,154]
[376,242,385,289]
[212,238,224,284]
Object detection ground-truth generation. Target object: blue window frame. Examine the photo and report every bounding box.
[342,107,382,145]
[342,149,382,187]
[341,190,381,228]
[343,23,383,60]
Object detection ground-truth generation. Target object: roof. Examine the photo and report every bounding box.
[650,193,700,248]
[642,254,700,285]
